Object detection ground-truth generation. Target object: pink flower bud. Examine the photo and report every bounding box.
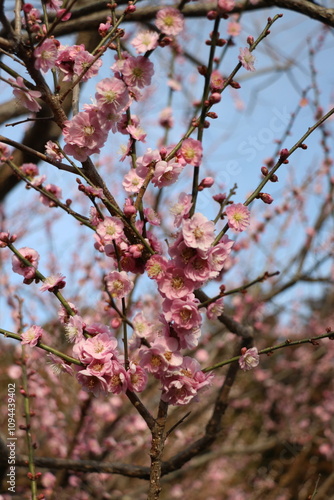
[124,198,137,216]
[279,148,289,161]
[207,10,218,20]
[210,92,221,104]
[0,232,17,247]
[247,35,254,45]
[213,193,226,203]
[111,318,121,329]
[261,166,269,176]
[258,192,274,204]
[199,177,215,189]
[229,80,241,89]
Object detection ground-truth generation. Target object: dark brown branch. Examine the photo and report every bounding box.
[195,289,254,340]
[48,1,334,36]
[0,454,150,478]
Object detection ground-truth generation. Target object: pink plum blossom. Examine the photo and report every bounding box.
[152,159,183,188]
[182,213,215,251]
[131,31,159,54]
[207,298,224,320]
[73,50,102,81]
[46,0,63,11]
[96,217,124,243]
[45,141,64,160]
[105,271,134,299]
[126,123,146,142]
[163,298,202,331]
[138,338,183,375]
[145,255,168,280]
[238,47,256,72]
[107,360,128,394]
[168,235,196,267]
[63,143,91,162]
[144,207,161,226]
[217,0,235,12]
[20,163,39,178]
[155,7,184,36]
[34,38,58,72]
[239,347,260,371]
[95,77,130,113]
[58,302,78,324]
[73,333,118,364]
[122,56,154,89]
[23,6,42,31]
[122,169,145,194]
[225,203,250,232]
[228,21,241,37]
[40,184,62,207]
[132,312,153,339]
[184,254,212,285]
[11,77,41,112]
[40,273,66,292]
[76,369,109,396]
[47,352,75,374]
[178,138,203,167]
[63,110,108,153]
[161,357,213,405]
[136,148,161,177]
[158,267,195,300]
[126,361,148,392]
[207,236,234,273]
[98,18,111,37]
[170,192,192,227]
[159,107,174,129]
[56,44,86,81]
[12,247,39,280]
[64,315,86,343]
[210,70,225,91]
[21,325,44,346]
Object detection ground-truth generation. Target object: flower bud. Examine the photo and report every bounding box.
[258,192,274,204]
[209,92,221,104]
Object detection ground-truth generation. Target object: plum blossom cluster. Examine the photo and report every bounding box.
[59,313,148,396]
[62,54,153,161]
[121,208,235,404]
[122,139,203,195]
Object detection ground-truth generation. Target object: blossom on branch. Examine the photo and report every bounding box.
[96,217,124,244]
[131,31,159,54]
[239,347,260,371]
[155,7,185,36]
[178,138,203,167]
[10,77,41,113]
[105,271,134,299]
[182,213,215,251]
[238,47,256,72]
[21,325,44,346]
[12,247,39,280]
[40,273,66,292]
[34,39,58,72]
[122,56,154,89]
[225,203,250,232]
